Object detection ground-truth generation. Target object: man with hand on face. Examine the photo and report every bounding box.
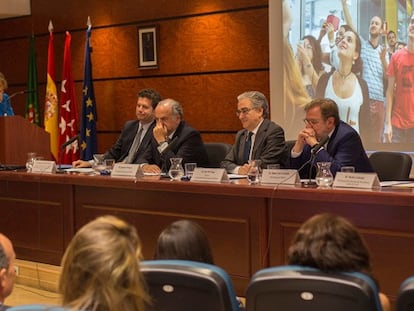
[290,98,372,178]
[141,98,208,173]
[0,233,16,310]
[72,88,162,167]
[221,91,288,174]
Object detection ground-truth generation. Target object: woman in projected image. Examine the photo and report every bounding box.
[296,35,325,98]
[282,0,310,135]
[315,29,370,140]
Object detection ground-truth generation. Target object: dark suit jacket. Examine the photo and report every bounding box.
[144,121,208,171]
[104,120,155,164]
[221,119,288,172]
[289,121,373,178]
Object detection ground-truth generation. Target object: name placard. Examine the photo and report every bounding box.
[111,163,142,178]
[31,160,56,174]
[261,169,300,185]
[333,172,380,189]
[190,168,229,183]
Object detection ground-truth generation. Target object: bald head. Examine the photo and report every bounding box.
[0,233,16,303]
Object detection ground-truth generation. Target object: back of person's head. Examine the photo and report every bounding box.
[0,73,7,91]
[0,233,16,303]
[59,215,148,311]
[288,213,371,274]
[154,220,214,264]
[138,88,162,109]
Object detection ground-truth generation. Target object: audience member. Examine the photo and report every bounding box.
[342,0,386,143]
[0,233,16,310]
[0,74,14,117]
[316,29,370,138]
[141,98,208,173]
[385,13,414,143]
[288,213,390,311]
[60,215,148,311]
[72,88,161,167]
[386,30,397,62]
[296,35,325,97]
[289,98,372,178]
[221,91,288,174]
[154,219,213,264]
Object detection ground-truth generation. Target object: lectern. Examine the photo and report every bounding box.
[0,116,51,165]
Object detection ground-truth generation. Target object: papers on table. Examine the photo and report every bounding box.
[64,168,94,173]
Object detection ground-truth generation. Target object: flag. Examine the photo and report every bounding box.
[58,31,79,164]
[80,20,98,160]
[44,21,59,160]
[25,34,40,125]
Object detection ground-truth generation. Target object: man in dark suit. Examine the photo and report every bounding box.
[141,98,208,173]
[0,233,16,310]
[73,88,162,167]
[221,91,288,174]
[290,98,373,178]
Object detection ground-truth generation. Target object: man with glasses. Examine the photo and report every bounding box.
[0,233,16,310]
[141,98,208,173]
[221,91,288,174]
[290,98,372,178]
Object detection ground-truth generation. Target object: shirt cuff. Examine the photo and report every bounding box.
[157,141,169,153]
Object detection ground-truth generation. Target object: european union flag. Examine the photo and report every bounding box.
[80,24,97,160]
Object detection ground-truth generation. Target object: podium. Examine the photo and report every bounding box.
[0,116,51,165]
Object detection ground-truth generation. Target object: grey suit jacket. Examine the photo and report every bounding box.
[221,119,288,172]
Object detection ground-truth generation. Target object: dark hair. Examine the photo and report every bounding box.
[346,29,363,75]
[288,213,371,274]
[138,88,162,109]
[305,98,340,125]
[154,220,214,264]
[303,35,324,73]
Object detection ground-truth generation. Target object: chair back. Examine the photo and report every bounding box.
[246,265,381,311]
[369,151,412,181]
[285,140,296,152]
[141,260,240,311]
[204,142,232,168]
[396,276,414,311]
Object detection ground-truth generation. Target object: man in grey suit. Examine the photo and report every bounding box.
[221,91,288,174]
[73,88,162,167]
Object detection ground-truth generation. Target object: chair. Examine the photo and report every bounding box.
[369,151,412,181]
[285,139,296,152]
[396,276,414,311]
[204,142,232,168]
[141,260,241,311]
[246,265,382,311]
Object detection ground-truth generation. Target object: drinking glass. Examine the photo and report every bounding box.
[104,159,115,173]
[267,164,280,170]
[184,163,197,179]
[26,152,37,172]
[92,154,106,175]
[247,159,262,185]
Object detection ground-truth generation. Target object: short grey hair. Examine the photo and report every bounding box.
[237,91,269,118]
[159,98,184,119]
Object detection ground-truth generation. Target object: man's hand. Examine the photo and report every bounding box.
[153,122,168,144]
[72,160,91,168]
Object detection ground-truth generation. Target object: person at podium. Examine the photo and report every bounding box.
[0,74,14,116]
[72,88,162,167]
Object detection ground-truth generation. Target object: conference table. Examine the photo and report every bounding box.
[0,170,413,304]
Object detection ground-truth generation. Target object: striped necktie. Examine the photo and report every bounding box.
[125,126,143,164]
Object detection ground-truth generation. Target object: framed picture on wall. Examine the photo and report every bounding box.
[137,25,158,69]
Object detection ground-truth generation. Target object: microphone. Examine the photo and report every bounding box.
[8,89,36,99]
[60,134,79,150]
[311,135,329,154]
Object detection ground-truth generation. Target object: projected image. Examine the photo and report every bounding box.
[282,0,413,148]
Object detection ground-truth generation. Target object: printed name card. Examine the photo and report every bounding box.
[31,160,56,174]
[261,169,300,185]
[333,172,380,189]
[111,163,142,178]
[190,168,229,183]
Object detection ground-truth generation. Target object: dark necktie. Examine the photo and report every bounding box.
[126,126,143,164]
[243,131,253,163]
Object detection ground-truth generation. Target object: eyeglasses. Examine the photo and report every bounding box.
[236,107,254,117]
[303,118,321,126]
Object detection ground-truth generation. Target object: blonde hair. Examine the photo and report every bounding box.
[0,73,8,90]
[59,215,149,311]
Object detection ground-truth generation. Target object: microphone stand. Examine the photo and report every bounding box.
[301,152,318,188]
